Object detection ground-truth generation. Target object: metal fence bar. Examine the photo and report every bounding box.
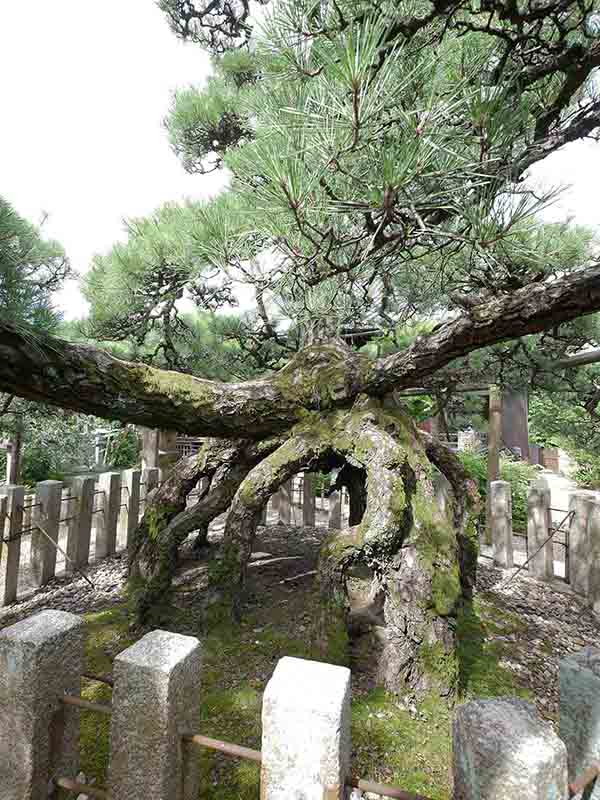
[184,733,432,799]
[185,733,262,763]
[60,694,112,715]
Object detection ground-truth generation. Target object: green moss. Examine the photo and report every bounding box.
[389,476,407,521]
[352,687,452,800]
[431,565,461,616]
[456,599,531,700]
[79,606,134,787]
[420,641,459,689]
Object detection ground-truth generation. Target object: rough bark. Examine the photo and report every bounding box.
[207,398,479,696]
[129,435,282,624]
[1,266,600,435]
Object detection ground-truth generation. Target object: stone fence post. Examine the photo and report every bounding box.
[31,479,63,587]
[329,491,342,530]
[0,484,24,605]
[568,490,596,597]
[66,475,95,570]
[490,480,513,569]
[560,647,600,799]
[453,697,568,799]
[277,480,292,525]
[261,656,351,799]
[95,471,121,559]
[527,480,553,581]
[109,629,202,800]
[587,500,600,613]
[302,473,316,527]
[120,468,141,549]
[0,610,85,800]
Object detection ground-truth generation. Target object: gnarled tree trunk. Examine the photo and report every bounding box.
[156,396,478,697]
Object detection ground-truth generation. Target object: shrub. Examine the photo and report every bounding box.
[458,450,537,533]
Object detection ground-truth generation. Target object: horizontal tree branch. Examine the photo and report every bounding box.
[1,265,599,436]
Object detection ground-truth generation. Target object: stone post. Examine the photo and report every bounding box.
[140,426,159,469]
[66,476,95,570]
[31,480,63,587]
[95,472,121,559]
[490,480,513,569]
[141,466,160,512]
[453,697,568,800]
[588,500,600,613]
[302,473,316,527]
[568,490,596,596]
[109,629,202,800]
[158,429,179,479]
[0,610,85,800]
[486,385,502,545]
[329,491,342,530]
[120,468,141,549]
[560,647,600,799]
[0,484,24,605]
[277,480,292,525]
[527,480,553,581]
[261,656,351,799]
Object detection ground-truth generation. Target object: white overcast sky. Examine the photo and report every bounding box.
[1,1,599,320]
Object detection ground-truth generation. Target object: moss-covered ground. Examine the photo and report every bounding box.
[70,522,534,800]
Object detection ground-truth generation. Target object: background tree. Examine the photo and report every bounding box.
[3,0,600,697]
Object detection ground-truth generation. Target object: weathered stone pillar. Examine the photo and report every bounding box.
[527,480,553,581]
[66,476,95,570]
[0,610,85,800]
[588,500,600,614]
[120,468,141,549]
[490,480,513,569]
[140,426,159,469]
[560,647,600,799]
[141,466,160,509]
[568,490,596,596]
[453,697,568,800]
[329,491,342,530]
[0,484,24,605]
[261,656,351,799]
[158,429,179,479]
[31,480,63,587]
[277,480,292,525]
[109,629,202,800]
[95,472,121,559]
[302,473,316,527]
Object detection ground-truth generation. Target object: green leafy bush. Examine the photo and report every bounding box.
[458,451,537,533]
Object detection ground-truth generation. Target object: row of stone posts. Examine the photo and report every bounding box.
[0,609,351,800]
[0,467,160,607]
[267,474,345,529]
[3,608,600,800]
[489,478,600,612]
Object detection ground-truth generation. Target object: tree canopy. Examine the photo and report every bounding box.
[77,0,600,401]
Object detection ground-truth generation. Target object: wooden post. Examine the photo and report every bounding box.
[486,385,502,545]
